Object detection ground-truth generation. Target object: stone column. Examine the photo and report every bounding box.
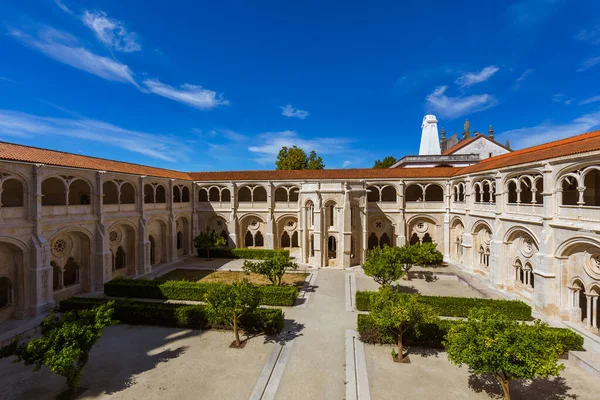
[443,181,451,261]
[592,295,598,330]
[266,182,274,249]
[396,182,406,246]
[313,195,323,268]
[299,198,306,264]
[341,185,352,269]
[586,295,592,328]
[229,183,238,248]
[138,176,150,274]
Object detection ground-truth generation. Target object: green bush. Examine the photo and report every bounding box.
[60,297,284,335]
[357,314,584,352]
[197,248,290,260]
[355,291,532,320]
[104,278,299,307]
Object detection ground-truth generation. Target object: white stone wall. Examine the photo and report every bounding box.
[453,137,509,159]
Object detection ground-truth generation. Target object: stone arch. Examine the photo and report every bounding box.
[253,186,267,202]
[48,227,94,298]
[381,186,396,202]
[144,184,155,204]
[221,188,231,202]
[1,178,24,207]
[173,186,181,203]
[182,186,190,202]
[289,187,299,202]
[107,221,137,277]
[368,215,395,249]
[276,214,299,249]
[176,216,191,256]
[503,226,539,249]
[450,217,465,262]
[68,179,91,205]
[120,182,136,204]
[0,238,28,321]
[103,181,119,204]
[324,200,337,227]
[239,214,266,248]
[366,185,379,202]
[405,184,424,201]
[407,215,439,245]
[424,184,444,201]
[155,185,166,203]
[148,217,168,265]
[238,186,252,202]
[274,187,288,202]
[42,176,67,206]
[209,187,220,202]
[198,187,209,202]
[327,235,337,263]
[472,220,492,269]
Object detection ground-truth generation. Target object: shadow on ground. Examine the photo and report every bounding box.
[391,284,420,294]
[263,319,306,346]
[294,283,319,306]
[468,373,577,400]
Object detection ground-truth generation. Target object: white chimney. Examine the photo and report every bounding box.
[419,115,441,155]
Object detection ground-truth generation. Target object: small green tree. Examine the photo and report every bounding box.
[373,156,398,169]
[307,150,325,169]
[370,287,436,362]
[204,279,260,347]
[398,242,444,280]
[242,252,299,286]
[0,302,115,396]
[275,146,325,170]
[194,231,227,260]
[444,309,566,400]
[361,245,406,286]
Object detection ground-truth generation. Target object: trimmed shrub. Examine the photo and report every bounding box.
[355,291,532,320]
[197,248,290,260]
[357,314,584,352]
[60,297,284,335]
[104,278,299,307]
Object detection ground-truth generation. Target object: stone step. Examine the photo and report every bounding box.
[569,350,600,380]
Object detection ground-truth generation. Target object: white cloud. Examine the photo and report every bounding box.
[342,160,351,168]
[552,93,575,105]
[142,78,229,110]
[455,66,500,88]
[425,86,498,119]
[513,68,534,90]
[577,56,600,72]
[580,95,600,105]
[248,131,350,165]
[0,109,190,162]
[82,11,141,52]
[280,104,309,119]
[55,0,73,14]
[501,111,600,149]
[207,129,246,142]
[576,24,600,45]
[0,76,16,83]
[9,27,135,84]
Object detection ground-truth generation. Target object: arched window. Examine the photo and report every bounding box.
[220,230,229,246]
[155,185,166,203]
[306,202,315,227]
[328,204,335,227]
[368,233,379,250]
[66,179,90,205]
[173,186,181,203]
[381,186,396,202]
[425,185,444,202]
[289,188,299,202]
[275,187,288,202]
[144,184,155,204]
[182,187,190,202]
[0,277,12,308]
[561,178,578,205]
[115,246,127,270]
[405,185,423,201]
[367,186,379,202]
[507,181,518,204]
[485,247,490,267]
[291,231,299,247]
[1,178,24,207]
[253,187,267,202]
[42,177,66,206]
[520,179,533,204]
[209,187,220,202]
[177,231,183,249]
[310,234,315,257]
[483,182,492,203]
[120,183,135,204]
[422,233,433,243]
[328,236,337,259]
[474,184,482,203]
[52,261,62,291]
[220,188,230,202]
[63,257,79,287]
[534,179,544,204]
[103,181,119,205]
[281,231,291,248]
[238,187,252,202]
[410,233,420,245]
[245,231,254,247]
[198,188,209,202]
[380,232,391,248]
[479,246,485,265]
[255,231,264,247]
[583,169,600,207]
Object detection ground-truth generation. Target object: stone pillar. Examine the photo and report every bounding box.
[443,181,451,260]
[341,185,352,269]
[95,172,111,286]
[266,182,274,249]
[396,182,406,246]
[314,196,323,268]
[229,183,238,248]
[592,295,598,330]
[299,198,306,264]
[138,176,150,274]
[586,295,592,328]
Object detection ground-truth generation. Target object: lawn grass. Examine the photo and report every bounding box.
[156,269,308,287]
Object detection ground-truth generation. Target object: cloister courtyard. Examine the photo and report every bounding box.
[1,258,599,400]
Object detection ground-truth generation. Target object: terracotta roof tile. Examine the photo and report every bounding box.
[0,141,191,180]
[457,130,600,175]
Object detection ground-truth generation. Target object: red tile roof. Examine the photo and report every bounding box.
[1,129,600,182]
[0,141,191,180]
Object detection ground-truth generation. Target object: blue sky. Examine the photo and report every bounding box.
[1,0,599,171]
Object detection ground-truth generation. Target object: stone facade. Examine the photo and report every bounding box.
[0,144,599,336]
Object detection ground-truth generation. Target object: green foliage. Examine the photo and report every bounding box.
[1,302,115,395]
[398,242,444,278]
[242,252,299,286]
[444,309,567,400]
[370,287,437,359]
[355,290,532,320]
[202,248,290,260]
[361,245,406,286]
[104,278,299,306]
[275,145,325,170]
[204,279,261,346]
[60,297,284,335]
[373,156,398,169]
[193,231,227,259]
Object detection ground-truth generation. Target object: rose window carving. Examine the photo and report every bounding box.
[109,230,121,245]
[415,221,428,234]
[51,237,72,257]
[53,239,67,254]
[586,254,600,278]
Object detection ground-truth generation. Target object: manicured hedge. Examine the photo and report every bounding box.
[60,297,284,335]
[357,314,584,352]
[197,248,290,260]
[105,278,299,307]
[355,291,532,320]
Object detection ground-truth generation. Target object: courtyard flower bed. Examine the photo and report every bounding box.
[356,313,584,352]
[355,290,532,320]
[157,269,308,287]
[197,248,290,259]
[61,297,285,334]
[105,277,300,306]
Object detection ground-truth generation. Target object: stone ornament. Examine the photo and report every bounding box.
[51,236,72,257]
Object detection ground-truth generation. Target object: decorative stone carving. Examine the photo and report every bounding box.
[51,236,72,257]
